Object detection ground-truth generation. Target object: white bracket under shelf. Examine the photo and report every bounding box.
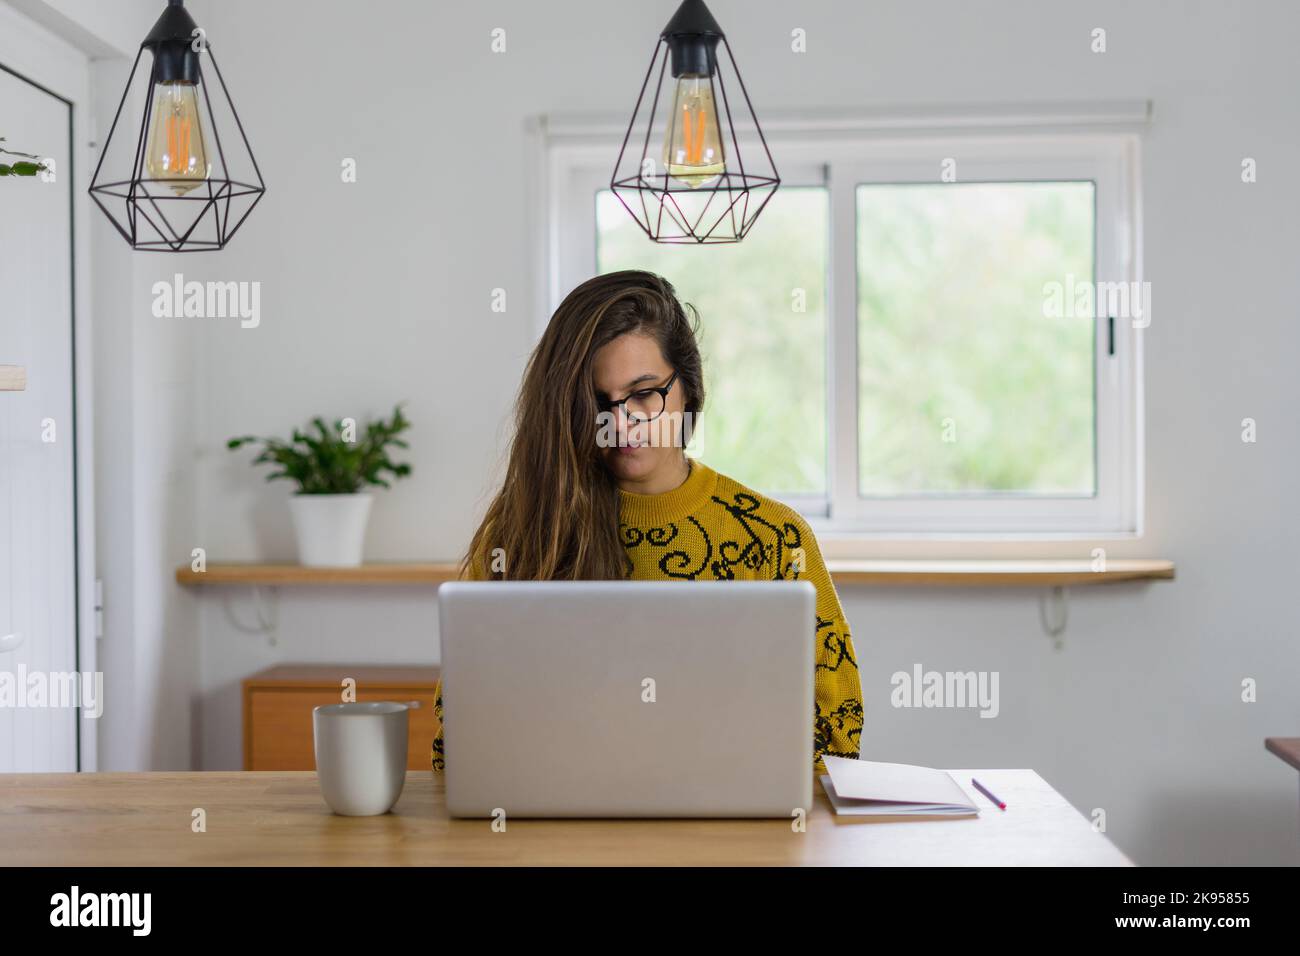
[221,586,280,647]
[1039,586,1069,649]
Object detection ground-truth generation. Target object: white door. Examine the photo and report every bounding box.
[0,61,79,771]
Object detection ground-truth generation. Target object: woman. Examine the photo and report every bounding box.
[432,270,862,774]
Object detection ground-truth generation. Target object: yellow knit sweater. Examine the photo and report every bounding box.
[431,459,863,774]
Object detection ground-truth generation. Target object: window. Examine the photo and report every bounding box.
[855,181,1096,498]
[545,106,1145,536]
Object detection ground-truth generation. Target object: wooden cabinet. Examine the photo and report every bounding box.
[242,665,440,771]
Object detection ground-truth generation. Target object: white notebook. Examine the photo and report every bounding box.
[820,756,980,817]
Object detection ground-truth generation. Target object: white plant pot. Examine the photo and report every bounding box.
[288,493,373,567]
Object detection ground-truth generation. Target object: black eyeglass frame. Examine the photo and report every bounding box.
[596,370,680,423]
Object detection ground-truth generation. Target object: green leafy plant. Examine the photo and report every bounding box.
[228,405,413,494]
[0,138,48,178]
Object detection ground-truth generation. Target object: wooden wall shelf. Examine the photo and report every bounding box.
[0,366,27,392]
[825,559,1174,586]
[176,558,1174,588]
[176,563,457,586]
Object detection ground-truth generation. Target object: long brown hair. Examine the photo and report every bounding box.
[462,270,705,581]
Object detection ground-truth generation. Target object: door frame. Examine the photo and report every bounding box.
[0,1,96,771]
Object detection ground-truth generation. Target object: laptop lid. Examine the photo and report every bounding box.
[438,580,815,818]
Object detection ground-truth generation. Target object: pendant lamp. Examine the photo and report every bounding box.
[610,0,780,243]
[89,0,265,251]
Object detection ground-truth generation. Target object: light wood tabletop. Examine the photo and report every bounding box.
[0,769,1132,866]
[1265,737,1300,773]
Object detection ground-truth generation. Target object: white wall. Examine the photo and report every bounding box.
[6,0,154,57]
[77,0,1300,864]
[83,0,207,771]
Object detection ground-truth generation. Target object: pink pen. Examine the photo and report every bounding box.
[972,777,1006,810]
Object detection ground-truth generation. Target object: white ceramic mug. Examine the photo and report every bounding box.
[312,701,413,815]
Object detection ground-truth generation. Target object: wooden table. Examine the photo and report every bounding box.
[1266,738,1300,826]
[0,769,1131,866]
[1265,737,1300,773]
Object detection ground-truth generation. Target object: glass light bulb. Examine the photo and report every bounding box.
[661,74,725,189]
[145,81,210,195]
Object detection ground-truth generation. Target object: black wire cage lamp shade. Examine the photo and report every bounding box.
[89,0,265,252]
[610,0,780,244]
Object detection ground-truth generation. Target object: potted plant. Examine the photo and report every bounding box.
[228,406,412,567]
[0,138,48,178]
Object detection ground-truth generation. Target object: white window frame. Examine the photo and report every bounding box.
[535,103,1149,541]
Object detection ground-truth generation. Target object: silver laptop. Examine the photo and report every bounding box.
[437,580,815,818]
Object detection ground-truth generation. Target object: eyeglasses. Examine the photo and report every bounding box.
[597,370,679,424]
